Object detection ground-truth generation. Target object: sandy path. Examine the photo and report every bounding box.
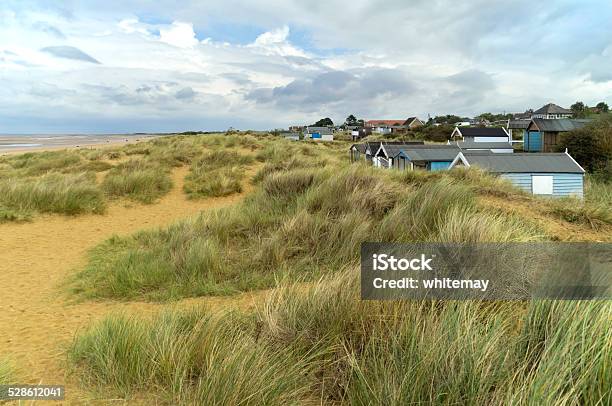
[0,165,262,403]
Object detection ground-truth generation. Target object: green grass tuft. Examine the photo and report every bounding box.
[70,308,318,404]
[102,160,173,204]
[0,172,105,215]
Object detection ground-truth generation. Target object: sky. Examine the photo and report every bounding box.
[1,0,611,133]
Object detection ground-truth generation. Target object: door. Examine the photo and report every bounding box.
[532,175,553,195]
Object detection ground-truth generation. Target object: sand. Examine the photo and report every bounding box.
[0,164,264,403]
[0,135,162,156]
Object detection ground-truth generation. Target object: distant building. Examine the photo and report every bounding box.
[451,127,511,143]
[351,127,372,140]
[531,103,573,119]
[365,117,424,134]
[524,118,591,152]
[305,126,333,141]
[450,150,585,198]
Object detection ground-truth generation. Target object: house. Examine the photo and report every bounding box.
[531,103,573,119]
[404,117,425,129]
[374,144,460,171]
[365,117,424,134]
[365,119,407,134]
[452,140,514,153]
[305,126,334,141]
[449,150,585,198]
[451,127,511,143]
[524,118,591,152]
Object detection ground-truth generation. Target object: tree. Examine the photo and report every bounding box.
[415,124,455,142]
[555,116,612,174]
[313,117,333,127]
[570,101,588,118]
[433,115,468,125]
[595,102,609,113]
[345,114,358,126]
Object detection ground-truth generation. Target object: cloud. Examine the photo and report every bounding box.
[32,21,66,38]
[247,68,416,116]
[175,86,196,100]
[1,1,611,132]
[40,46,100,63]
[247,25,306,57]
[159,21,198,48]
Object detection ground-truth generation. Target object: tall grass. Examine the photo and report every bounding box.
[0,172,105,215]
[183,150,253,199]
[73,164,545,301]
[71,270,611,404]
[70,308,318,404]
[102,160,173,204]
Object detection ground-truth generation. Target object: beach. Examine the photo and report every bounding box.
[0,133,162,155]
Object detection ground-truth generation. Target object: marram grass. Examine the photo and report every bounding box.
[71,270,611,405]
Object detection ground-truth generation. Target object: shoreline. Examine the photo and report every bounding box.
[0,134,164,156]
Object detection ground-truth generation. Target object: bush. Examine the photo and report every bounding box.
[555,115,612,173]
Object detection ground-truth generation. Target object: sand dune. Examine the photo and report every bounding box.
[0,165,261,402]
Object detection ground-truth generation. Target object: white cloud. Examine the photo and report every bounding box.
[247,25,307,57]
[159,21,198,48]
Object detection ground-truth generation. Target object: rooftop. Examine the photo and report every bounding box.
[460,151,584,173]
[533,103,573,115]
[530,118,591,132]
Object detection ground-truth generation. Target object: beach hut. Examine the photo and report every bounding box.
[449,150,585,198]
[451,127,511,143]
[524,118,591,152]
[373,144,460,171]
[349,143,367,162]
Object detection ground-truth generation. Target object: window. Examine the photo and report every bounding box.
[532,175,553,195]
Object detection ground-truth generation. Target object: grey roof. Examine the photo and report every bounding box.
[454,141,513,150]
[508,119,531,129]
[306,126,333,135]
[351,143,368,154]
[387,144,460,161]
[456,127,508,137]
[461,151,584,173]
[533,103,572,115]
[530,118,591,132]
[363,141,423,155]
